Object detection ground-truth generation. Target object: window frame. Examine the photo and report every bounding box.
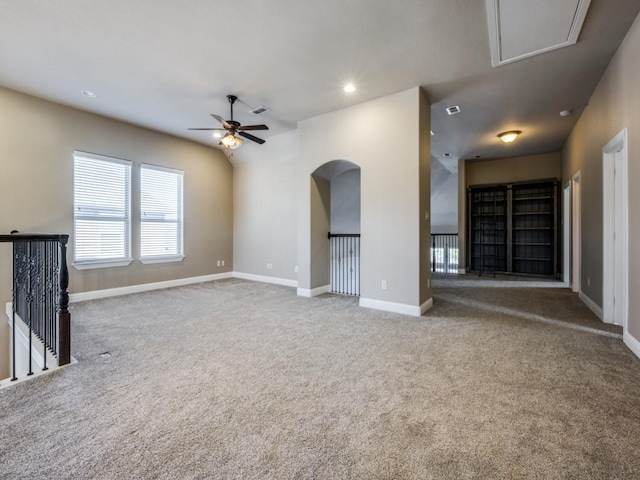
[72,151,133,270]
[139,163,185,264]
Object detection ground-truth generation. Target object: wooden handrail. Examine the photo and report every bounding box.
[328,232,361,238]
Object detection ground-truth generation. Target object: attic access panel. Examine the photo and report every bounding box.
[486,0,592,67]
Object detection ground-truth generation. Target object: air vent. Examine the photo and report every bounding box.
[445,105,461,115]
[250,106,270,115]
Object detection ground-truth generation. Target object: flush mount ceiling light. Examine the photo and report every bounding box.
[343,83,356,93]
[220,132,243,149]
[81,90,96,98]
[498,130,521,143]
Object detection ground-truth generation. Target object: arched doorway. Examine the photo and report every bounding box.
[309,160,361,296]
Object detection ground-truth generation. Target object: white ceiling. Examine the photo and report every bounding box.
[1,0,639,169]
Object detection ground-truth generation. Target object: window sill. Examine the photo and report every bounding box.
[73,259,134,270]
[139,255,185,265]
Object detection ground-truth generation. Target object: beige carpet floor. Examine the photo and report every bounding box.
[1,276,639,479]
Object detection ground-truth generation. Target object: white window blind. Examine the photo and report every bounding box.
[73,152,132,265]
[140,164,184,260]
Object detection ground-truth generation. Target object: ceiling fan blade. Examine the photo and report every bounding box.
[211,114,231,129]
[238,124,269,131]
[188,127,226,131]
[238,131,266,144]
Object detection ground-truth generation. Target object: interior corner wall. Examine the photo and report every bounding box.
[419,89,432,306]
[232,131,298,281]
[430,157,458,234]
[310,176,331,289]
[298,87,425,308]
[0,87,233,377]
[0,87,233,302]
[562,9,640,342]
[330,169,361,234]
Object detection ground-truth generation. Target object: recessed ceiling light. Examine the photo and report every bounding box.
[213,132,222,139]
[474,155,481,159]
[498,130,521,143]
[443,153,452,158]
[560,109,572,117]
[81,90,96,98]
[430,130,435,136]
[343,83,356,93]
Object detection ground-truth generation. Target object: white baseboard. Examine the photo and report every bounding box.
[458,269,466,275]
[579,291,603,320]
[421,298,433,314]
[297,285,331,298]
[70,272,233,303]
[359,297,425,317]
[623,331,640,359]
[232,272,297,288]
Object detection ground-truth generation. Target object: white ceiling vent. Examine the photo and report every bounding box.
[445,105,461,115]
[250,106,270,115]
[486,0,592,67]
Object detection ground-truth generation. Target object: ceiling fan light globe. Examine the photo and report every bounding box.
[221,132,243,149]
[229,137,243,149]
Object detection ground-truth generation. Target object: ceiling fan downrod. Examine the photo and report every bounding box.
[227,95,237,121]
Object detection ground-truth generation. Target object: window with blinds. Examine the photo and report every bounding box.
[140,164,184,261]
[73,152,132,266]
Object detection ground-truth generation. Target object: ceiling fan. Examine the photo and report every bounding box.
[189,95,268,149]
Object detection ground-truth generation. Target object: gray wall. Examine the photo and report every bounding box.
[330,169,361,234]
[418,89,432,305]
[431,157,458,234]
[0,87,233,378]
[310,175,331,289]
[232,131,298,280]
[298,87,431,308]
[563,10,640,341]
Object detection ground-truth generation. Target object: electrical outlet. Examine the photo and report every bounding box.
[216,260,221,267]
[294,266,298,273]
[221,260,225,266]
[427,278,431,288]
[381,280,387,290]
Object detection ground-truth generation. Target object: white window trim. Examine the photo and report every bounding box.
[73,151,132,268]
[140,163,184,260]
[139,255,185,265]
[73,259,134,270]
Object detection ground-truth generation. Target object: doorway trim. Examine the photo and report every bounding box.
[602,128,628,331]
[571,172,581,294]
[563,183,571,286]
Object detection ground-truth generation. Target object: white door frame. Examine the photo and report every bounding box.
[603,128,629,330]
[563,183,571,286]
[571,172,581,293]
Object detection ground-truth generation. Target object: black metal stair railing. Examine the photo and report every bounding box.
[1,231,70,383]
[329,233,360,296]
[431,233,459,274]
